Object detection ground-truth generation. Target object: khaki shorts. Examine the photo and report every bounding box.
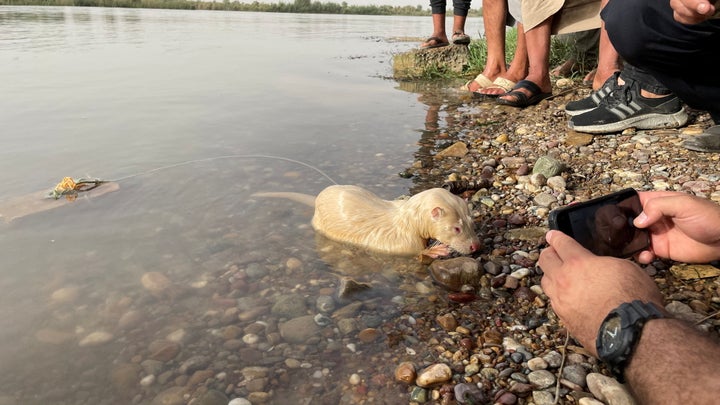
[508,0,601,34]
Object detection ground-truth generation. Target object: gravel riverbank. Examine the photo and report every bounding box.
[13,79,720,405]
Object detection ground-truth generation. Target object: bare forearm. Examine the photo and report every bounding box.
[625,318,720,404]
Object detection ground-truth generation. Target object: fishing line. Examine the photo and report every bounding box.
[49,154,338,199]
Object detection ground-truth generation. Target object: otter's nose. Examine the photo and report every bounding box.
[470,242,482,252]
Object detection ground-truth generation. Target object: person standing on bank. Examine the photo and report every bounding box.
[421,0,473,48]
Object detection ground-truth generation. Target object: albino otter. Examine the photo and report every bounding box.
[253,185,481,258]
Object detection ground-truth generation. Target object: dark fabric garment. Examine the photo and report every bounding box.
[602,0,720,122]
[430,0,472,17]
[621,64,672,96]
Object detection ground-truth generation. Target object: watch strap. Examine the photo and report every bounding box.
[597,300,664,382]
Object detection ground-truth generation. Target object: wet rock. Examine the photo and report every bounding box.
[394,361,416,384]
[357,328,379,343]
[454,383,486,404]
[435,313,458,331]
[194,390,228,405]
[50,286,80,304]
[337,318,358,335]
[150,386,187,405]
[436,141,469,158]
[78,331,113,347]
[429,257,483,291]
[141,272,173,297]
[117,310,145,330]
[336,277,373,302]
[315,295,336,313]
[178,355,211,375]
[409,386,428,402]
[148,340,181,362]
[227,399,251,405]
[416,363,452,387]
[279,315,320,343]
[270,293,307,319]
[35,328,73,345]
[110,363,141,393]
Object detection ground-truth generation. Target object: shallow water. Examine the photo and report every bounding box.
[0,6,484,404]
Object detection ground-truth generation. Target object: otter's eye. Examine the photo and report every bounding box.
[454,226,461,234]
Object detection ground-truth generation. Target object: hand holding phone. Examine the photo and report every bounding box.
[548,188,650,258]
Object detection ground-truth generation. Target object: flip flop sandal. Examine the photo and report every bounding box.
[420,36,449,49]
[451,32,471,45]
[472,77,517,99]
[460,73,493,92]
[683,125,720,153]
[496,80,552,108]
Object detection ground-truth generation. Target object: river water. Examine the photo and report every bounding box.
[0,6,484,404]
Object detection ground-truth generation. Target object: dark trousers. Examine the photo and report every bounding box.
[430,0,472,17]
[602,0,720,121]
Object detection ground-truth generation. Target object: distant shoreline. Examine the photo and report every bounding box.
[0,0,483,17]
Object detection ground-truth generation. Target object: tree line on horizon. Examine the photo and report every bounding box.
[0,0,483,16]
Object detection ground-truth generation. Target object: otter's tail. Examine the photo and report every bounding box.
[251,192,316,207]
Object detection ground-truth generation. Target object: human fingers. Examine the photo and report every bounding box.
[544,230,592,261]
[671,0,714,23]
[633,195,686,229]
[635,249,657,264]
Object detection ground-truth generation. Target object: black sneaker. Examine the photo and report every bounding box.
[569,80,688,134]
[565,72,620,116]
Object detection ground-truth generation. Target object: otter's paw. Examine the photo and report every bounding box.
[422,244,451,259]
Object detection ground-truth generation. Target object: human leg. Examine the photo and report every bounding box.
[465,0,528,93]
[591,0,621,90]
[422,0,450,48]
[602,0,720,121]
[496,17,552,107]
[569,63,688,133]
[550,29,600,78]
[451,0,472,44]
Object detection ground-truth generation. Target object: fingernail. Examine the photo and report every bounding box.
[635,212,648,225]
[545,230,555,242]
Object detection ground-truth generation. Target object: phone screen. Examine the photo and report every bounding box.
[548,188,650,258]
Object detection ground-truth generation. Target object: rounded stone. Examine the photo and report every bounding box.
[394,361,416,384]
[416,363,452,387]
[528,370,556,389]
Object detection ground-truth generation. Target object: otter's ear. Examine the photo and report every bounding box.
[431,206,444,220]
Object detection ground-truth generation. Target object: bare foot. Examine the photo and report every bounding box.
[551,58,578,77]
[582,68,597,86]
[420,35,449,49]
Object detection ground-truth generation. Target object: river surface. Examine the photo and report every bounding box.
[0,6,484,404]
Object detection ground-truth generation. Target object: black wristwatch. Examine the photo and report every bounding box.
[596,300,665,382]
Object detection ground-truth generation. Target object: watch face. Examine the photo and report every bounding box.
[599,315,623,353]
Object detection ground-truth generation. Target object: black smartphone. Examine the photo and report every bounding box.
[548,188,650,258]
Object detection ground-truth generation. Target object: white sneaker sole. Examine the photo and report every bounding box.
[565,107,594,116]
[569,110,689,134]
